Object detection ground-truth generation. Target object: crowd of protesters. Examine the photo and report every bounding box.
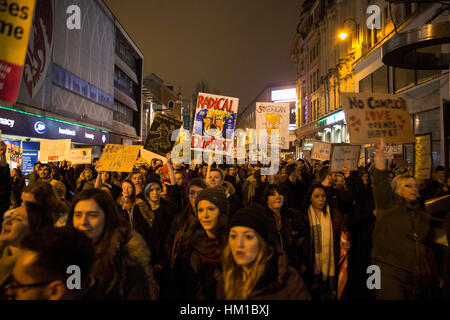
[0,138,449,300]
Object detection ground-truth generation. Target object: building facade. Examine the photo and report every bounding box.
[0,0,143,170]
[236,81,297,158]
[291,0,449,167]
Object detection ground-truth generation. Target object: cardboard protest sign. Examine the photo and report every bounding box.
[140,147,166,164]
[144,113,183,158]
[191,92,239,155]
[6,143,22,165]
[311,141,332,161]
[414,134,432,180]
[255,102,290,149]
[330,144,361,172]
[0,0,36,103]
[341,92,414,144]
[97,144,141,172]
[69,148,92,165]
[39,139,71,162]
[384,144,403,160]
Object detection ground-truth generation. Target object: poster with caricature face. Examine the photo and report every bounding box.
[256,102,290,150]
[191,92,239,155]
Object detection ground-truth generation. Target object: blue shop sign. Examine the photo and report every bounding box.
[0,107,110,145]
[22,151,39,175]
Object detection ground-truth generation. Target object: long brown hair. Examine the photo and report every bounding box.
[23,181,67,223]
[67,189,131,293]
[222,232,274,300]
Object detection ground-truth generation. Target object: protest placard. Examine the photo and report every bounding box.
[414,134,432,180]
[69,148,92,165]
[0,0,36,103]
[311,141,332,161]
[144,113,183,157]
[97,144,141,172]
[384,144,403,160]
[330,144,361,172]
[256,102,290,150]
[6,143,22,165]
[341,92,414,144]
[191,92,239,155]
[39,139,71,162]
[140,147,167,164]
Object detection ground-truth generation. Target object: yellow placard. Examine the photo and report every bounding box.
[97,144,141,173]
[39,139,71,162]
[69,148,92,165]
[0,0,36,65]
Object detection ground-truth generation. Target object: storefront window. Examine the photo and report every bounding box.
[359,74,371,93]
[372,65,388,93]
[394,68,415,92]
[414,108,441,169]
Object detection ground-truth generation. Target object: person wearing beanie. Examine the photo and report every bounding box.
[217,205,311,300]
[171,186,229,300]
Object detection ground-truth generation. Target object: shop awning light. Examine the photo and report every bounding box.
[0,105,109,133]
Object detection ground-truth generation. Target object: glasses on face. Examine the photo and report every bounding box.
[4,279,55,299]
[405,184,418,190]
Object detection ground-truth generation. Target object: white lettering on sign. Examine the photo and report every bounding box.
[85,133,94,140]
[59,127,76,136]
[326,111,345,126]
[0,117,15,127]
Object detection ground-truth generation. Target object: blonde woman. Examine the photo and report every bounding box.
[218,206,310,300]
[371,138,438,300]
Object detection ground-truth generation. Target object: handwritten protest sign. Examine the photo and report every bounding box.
[192,92,239,155]
[69,148,92,165]
[97,144,141,172]
[311,141,332,161]
[414,134,432,180]
[144,113,183,158]
[39,139,71,162]
[256,102,290,150]
[6,143,22,165]
[330,144,361,172]
[341,92,414,144]
[384,144,403,160]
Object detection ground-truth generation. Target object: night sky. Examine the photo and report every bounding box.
[104,0,301,114]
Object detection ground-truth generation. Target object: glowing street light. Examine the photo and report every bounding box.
[338,32,348,40]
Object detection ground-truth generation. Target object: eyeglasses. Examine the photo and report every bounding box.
[405,184,418,189]
[4,279,56,299]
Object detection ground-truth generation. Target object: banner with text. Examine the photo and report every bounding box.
[144,113,183,159]
[6,143,22,165]
[384,144,403,160]
[192,92,239,155]
[69,148,92,165]
[341,92,414,144]
[255,102,290,150]
[414,134,432,180]
[97,144,141,173]
[39,139,71,162]
[311,141,332,161]
[0,0,36,103]
[330,144,361,172]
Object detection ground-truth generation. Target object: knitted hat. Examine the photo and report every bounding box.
[229,206,272,244]
[195,186,229,217]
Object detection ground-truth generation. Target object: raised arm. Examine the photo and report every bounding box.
[166,153,176,186]
[371,138,395,212]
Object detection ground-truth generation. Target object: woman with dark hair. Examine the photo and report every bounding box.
[0,202,54,297]
[218,206,310,300]
[173,186,229,300]
[262,184,309,274]
[10,168,25,209]
[21,181,69,226]
[67,189,153,300]
[298,184,348,300]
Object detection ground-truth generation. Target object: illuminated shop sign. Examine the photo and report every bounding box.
[0,106,109,145]
[318,110,345,126]
[271,88,296,102]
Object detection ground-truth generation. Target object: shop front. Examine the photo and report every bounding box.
[0,106,110,173]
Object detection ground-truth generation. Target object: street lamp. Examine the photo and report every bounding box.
[337,18,359,42]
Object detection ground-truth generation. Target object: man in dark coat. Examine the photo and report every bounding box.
[282,164,307,209]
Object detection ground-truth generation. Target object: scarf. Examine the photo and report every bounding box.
[191,232,222,273]
[308,205,335,281]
